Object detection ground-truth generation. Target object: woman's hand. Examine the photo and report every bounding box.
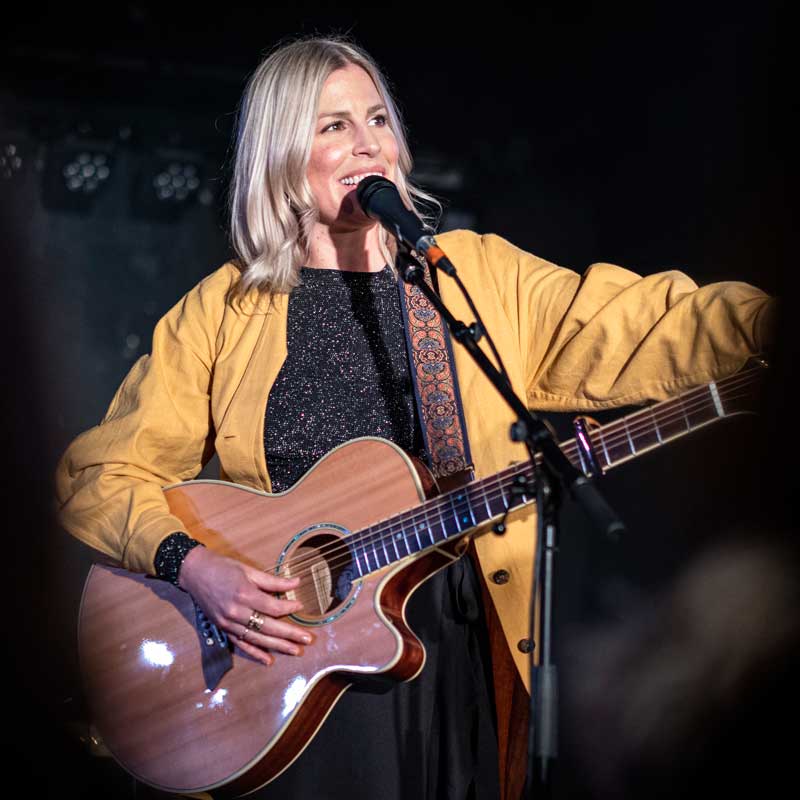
[178,546,311,666]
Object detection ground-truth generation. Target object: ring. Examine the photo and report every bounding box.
[240,627,248,642]
[247,610,265,632]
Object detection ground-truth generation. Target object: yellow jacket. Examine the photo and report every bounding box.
[55,229,773,688]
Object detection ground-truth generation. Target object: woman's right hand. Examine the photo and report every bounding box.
[178,546,311,666]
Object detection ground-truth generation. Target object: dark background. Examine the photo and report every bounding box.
[1,2,793,798]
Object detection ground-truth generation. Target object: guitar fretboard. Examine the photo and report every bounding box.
[343,366,762,577]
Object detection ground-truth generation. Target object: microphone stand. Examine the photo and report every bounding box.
[394,242,625,798]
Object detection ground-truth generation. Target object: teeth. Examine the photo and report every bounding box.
[339,172,382,186]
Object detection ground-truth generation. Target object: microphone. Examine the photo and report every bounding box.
[355,175,430,254]
[356,176,456,277]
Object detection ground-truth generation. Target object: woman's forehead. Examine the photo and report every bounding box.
[318,64,382,111]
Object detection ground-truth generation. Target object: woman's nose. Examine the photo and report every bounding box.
[352,124,381,156]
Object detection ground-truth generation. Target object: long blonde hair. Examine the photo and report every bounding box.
[229,36,439,296]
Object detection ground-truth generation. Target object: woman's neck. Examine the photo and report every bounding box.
[305,222,389,273]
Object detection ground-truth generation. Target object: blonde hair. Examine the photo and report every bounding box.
[229,35,439,296]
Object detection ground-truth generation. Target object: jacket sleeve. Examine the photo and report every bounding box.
[54,266,237,574]
[480,234,774,410]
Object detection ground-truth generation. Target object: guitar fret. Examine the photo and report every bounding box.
[651,408,663,443]
[481,482,492,519]
[380,530,390,565]
[684,388,718,429]
[433,501,445,544]
[594,428,611,468]
[657,398,692,439]
[630,410,660,452]
[398,529,411,557]
[500,482,510,510]
[455,490,475,529]
[709,381,725,416]
[413,523,423,552]
[624,419,636,454]
[679,396,692,431]
[444,496,462,538]
[465,491,477,527]
[497,481,508,514]
[371,537,381,567]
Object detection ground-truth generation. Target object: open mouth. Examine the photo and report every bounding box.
[339,171,384,187]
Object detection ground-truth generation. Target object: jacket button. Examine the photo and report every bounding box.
[517,638,535,653]
[491,569,510,585]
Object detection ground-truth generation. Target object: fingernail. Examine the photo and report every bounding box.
[302,634,312,644]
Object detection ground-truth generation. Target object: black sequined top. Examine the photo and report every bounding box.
[265,265,425,490]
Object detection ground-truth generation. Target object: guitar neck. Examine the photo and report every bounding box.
[338,366,764,579]
[561,366,761,474]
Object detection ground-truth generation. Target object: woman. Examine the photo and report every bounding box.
[56,36,773,799]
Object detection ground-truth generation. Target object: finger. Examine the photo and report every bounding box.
[247,631,306,657]
[235,584,303,617]
[259,594,305,617]
[248,569,301,594]
[254,616,314,645]
[234,592,303,623]
[232,632,273,667]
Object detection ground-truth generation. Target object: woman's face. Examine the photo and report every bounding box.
[306,63,399,229]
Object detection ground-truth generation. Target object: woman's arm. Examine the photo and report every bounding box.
[55,265,309,664]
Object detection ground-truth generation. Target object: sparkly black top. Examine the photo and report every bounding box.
[264,265,425,491]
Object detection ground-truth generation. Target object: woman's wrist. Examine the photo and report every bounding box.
[154,532,204,588]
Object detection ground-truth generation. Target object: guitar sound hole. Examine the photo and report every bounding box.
[285,533,356,618]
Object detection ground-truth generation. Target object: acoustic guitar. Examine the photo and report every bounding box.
[78,364,764,797]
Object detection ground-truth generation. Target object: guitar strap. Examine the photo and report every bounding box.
[396,257,474,481]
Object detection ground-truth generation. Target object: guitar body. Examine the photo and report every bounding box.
[78,438,464,797]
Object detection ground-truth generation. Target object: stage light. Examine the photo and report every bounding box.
[41,141,114,213]
[131,152,204,221]
[153,161,201,202]
[1,143,24,181]
[62,151,111,194]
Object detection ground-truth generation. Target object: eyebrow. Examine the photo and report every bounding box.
[318,103,386,119]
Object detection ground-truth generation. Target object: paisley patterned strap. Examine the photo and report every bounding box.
[397,261,474,479]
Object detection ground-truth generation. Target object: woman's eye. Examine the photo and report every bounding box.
[321,115,386,133]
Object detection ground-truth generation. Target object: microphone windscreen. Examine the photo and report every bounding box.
[355,175,397,217]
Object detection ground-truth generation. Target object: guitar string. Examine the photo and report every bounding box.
[266,371,762,588]
[272,384,756,610]
[561,380,759,457]
[268,372,762,587]
[269,376,761,590]
[267,399,761,612]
